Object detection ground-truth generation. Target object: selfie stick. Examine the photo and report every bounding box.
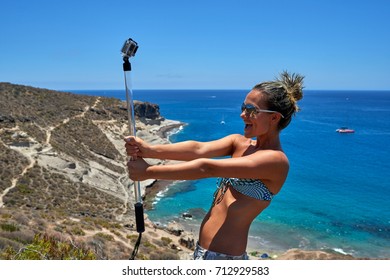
[121,38,144,259]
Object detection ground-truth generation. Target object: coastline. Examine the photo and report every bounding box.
[139,121,362,260]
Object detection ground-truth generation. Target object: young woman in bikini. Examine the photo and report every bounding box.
[125,71,304,260]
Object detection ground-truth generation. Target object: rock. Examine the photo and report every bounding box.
[277,249,356,260]
[260,253,269,259]
[134,101,160,119]
[11,132,28,139]
[0,115,15,123]
[182,212,192,219]
[170,244,183,251]
[166,222,184,236]
[179,234,195,250]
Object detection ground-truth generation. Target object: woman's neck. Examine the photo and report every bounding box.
[255,131,282,151]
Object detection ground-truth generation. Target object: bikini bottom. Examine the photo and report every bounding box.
[193,242,248,260]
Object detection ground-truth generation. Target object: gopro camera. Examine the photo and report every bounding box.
[121,38,138,58]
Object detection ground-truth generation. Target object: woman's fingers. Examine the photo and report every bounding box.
[127,158,149,181]
[124,136,140,158]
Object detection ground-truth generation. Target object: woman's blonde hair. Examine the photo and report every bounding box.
[252,71,304,130]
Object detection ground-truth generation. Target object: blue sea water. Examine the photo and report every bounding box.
[71,89,390,259]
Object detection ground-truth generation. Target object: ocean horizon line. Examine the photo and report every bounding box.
[66,88,390,92]
[4,81,390,92]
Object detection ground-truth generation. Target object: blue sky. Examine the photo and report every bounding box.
[1,0,389,90]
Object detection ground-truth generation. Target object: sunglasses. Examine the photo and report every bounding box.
[241,103,285,118]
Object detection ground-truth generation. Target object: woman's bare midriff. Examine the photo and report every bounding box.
[198,186,270,256]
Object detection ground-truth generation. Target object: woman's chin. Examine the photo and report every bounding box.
[244,125,254,138]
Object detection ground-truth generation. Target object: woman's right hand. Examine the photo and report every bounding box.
[124,136,149,159]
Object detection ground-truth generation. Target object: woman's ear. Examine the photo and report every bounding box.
[271,113,281,124]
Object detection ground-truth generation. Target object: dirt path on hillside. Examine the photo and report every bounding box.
[0,97,102,208]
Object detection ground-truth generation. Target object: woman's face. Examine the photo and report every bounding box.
[241,90,275,138]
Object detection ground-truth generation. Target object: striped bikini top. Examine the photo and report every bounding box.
[212,177,274,206]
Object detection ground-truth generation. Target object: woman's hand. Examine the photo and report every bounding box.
[124,136,150,159]
[127,158,151,181]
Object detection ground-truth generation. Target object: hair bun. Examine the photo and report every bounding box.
[278,71,304,102]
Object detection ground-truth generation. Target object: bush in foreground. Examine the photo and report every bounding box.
[1,233,96,260]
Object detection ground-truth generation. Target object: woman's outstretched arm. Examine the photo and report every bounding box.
[125,134,240,161]
[127,149,289,194]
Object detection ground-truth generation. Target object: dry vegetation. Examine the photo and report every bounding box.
[0,146,29,193]
[0,82,184,260]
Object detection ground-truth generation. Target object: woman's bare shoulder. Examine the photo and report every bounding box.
[255,149,289,165]
[228,134,252,144]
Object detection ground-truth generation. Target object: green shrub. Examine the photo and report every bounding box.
[0,223,20,232]
[160,237,172,246]
[69,227,85,236]
[1,233,96,260]
[149,251,179,260]
[94,232,114,242]
[143,240,157,249]
[109,229,121,237]
[17,184,32,194]
[126,234,139,243]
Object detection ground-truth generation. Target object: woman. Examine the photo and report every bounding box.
[125,71,304,260]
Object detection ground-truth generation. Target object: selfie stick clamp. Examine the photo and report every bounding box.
[121,38,144,259]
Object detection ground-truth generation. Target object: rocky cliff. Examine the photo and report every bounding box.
[0,82,189,260]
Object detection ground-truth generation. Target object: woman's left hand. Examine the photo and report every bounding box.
[127,158,150,181]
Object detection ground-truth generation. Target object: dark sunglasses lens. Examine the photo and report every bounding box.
[241,103,256,114]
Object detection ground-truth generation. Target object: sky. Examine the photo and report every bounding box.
[1,0,389,90]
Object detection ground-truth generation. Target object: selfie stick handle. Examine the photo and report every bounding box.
[123,55,145,234]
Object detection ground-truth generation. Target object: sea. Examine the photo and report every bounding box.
[70,89,390,259]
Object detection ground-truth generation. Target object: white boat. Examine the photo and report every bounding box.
[337,98,355,133]
[336,127,355,133]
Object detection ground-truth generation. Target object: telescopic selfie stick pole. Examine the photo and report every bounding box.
[121,38,145,260]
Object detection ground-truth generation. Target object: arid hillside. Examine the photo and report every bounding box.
[0,83,189,260]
